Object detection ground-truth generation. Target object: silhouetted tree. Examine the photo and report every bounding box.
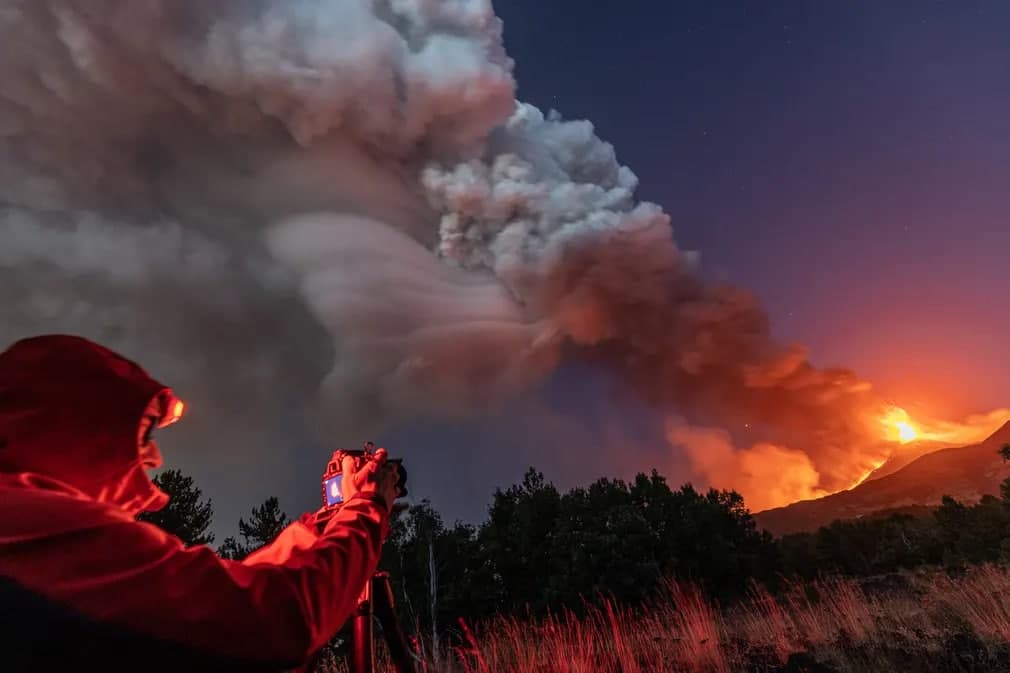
[546,477,660,610]
[217,496,290,560]
[382,501,485,654]
[478,468,561,615]
[216,536,247,561]
[240,497,290,546]
[543,473,778,608]
[138,469,215,547]
[780,476,1010,578]
[779,512,942,579]
[438,467,778,619]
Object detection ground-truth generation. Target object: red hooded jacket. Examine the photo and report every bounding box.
[0,335,390,672]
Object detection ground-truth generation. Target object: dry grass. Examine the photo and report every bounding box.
[923,565,1010,641]
[325,565,1010,673]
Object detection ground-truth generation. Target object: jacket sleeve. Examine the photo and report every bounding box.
[0,493,390,667]
[242,519,322,567]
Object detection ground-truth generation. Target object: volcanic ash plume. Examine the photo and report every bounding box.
[0,0,541,439]
[419,107,906,497]
[0,0,971,504]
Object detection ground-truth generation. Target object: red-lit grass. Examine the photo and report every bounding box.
[324,564,1010,672]
[445,583,727,673]
[922,564,1010,641]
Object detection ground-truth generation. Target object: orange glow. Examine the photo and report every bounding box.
[881,405,1009,447]
[666,419,830,512]
[895,421,917,443]
[849,457,888,490]
[845,404,1010,492]
[669,403,1010,512]
[881,407,919,444]
[158,398,186,428]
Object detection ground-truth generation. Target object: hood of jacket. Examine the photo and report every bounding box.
[0,334,172,514]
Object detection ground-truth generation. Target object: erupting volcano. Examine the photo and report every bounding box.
[0,0,1006,523]
[882,407,929,446]
[852,404,1010,495]
[887,410,920,444]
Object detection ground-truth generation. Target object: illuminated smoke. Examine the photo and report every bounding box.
[665,418,829,512]
[883,407,1010,447]
[1,0,997,511]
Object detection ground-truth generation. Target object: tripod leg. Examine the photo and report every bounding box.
[372,573,418,673]
[351,581,375,673]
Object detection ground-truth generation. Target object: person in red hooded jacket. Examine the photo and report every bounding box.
[0,334,402,672]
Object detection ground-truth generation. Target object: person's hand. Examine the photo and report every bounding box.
[340,448,399,512]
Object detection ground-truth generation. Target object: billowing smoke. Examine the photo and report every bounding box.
[665,418,830,513]
[0,0,932,511]
[0,0,539,442]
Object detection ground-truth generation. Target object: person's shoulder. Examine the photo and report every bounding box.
[0,475,133,541]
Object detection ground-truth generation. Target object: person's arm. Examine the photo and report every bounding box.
[241,496,390,566]
[1,493,389,667]
[242,519,321,566]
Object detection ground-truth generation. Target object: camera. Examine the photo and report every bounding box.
[321,442,407,511]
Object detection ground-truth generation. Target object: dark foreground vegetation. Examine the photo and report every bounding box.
[141,444,1010,672]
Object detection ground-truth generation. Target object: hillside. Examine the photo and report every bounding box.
[754,422,1010,536]
[859,438,951,481]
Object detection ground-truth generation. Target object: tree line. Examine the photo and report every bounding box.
[140,444,1010,643]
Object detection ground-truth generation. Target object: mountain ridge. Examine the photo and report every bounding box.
[754,421,1010,536]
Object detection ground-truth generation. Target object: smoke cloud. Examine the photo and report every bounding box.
[665,418,831,512]
[0,0,539,442]
[0,0,959,513]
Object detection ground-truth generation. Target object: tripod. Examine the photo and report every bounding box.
[348,572,418,673]
[304,571,418,673]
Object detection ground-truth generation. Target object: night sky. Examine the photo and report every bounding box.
[373,1,1010,525]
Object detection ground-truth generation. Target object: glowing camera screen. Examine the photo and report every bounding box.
[324,474,344,507]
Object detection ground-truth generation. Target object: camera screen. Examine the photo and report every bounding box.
[323,474,344,506]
